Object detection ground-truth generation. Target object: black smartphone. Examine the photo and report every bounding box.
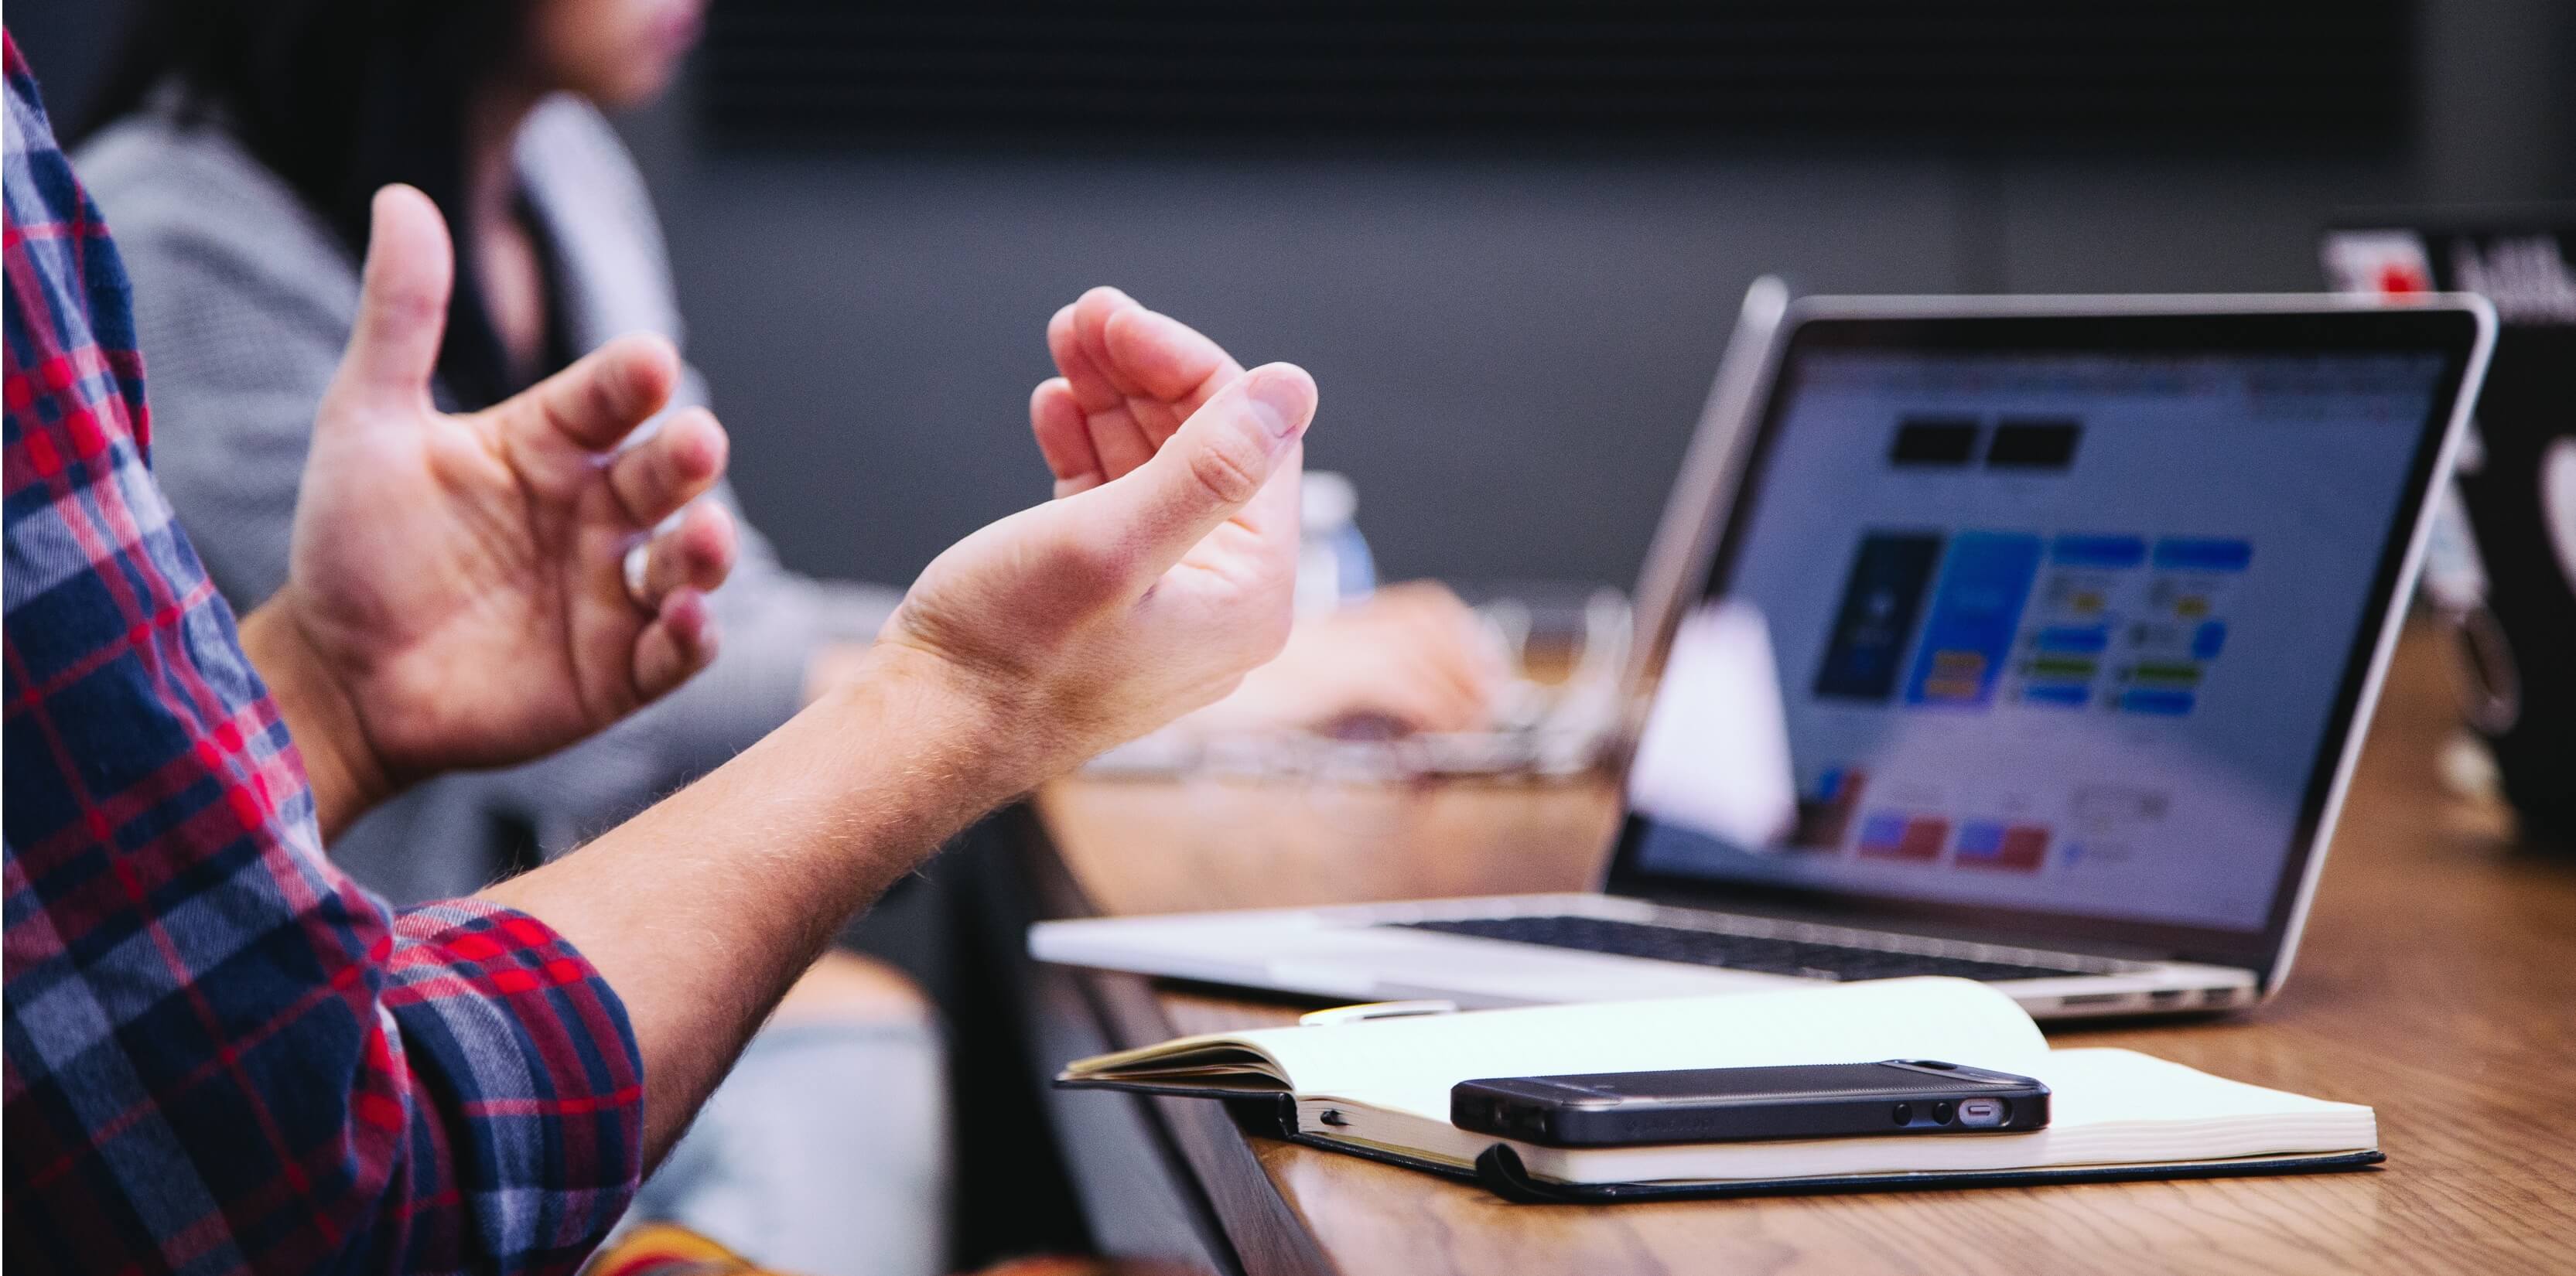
[1450,1059,2050,1147]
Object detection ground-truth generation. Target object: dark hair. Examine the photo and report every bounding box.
[80,0,534,411]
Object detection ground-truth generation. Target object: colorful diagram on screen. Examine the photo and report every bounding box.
[1994,533,2250,716]
[1952,821,2051,872]
[1789,766,1870,851]
[1812,534,1944,702]
[1902,532,2044,708]
[1813,526,2250,720]
[2011,534,2142,708]
[1855,812,1949,861]
[2103,537,2250,717]
[1796,527,2246,876]
[1832,803,2056,873]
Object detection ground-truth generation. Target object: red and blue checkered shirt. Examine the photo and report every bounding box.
[3,35,644,1276]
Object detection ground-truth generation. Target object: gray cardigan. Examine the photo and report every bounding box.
[79,95,900,903]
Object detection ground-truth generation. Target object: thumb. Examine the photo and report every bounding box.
[1077,362,1316,575]
[333,185,453,410]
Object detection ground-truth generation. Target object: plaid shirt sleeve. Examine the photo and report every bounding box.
[2,34,644,1276]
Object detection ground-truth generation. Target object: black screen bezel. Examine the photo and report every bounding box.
[1604,305,2484,977]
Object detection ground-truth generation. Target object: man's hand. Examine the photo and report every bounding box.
[1027,288,1505,739]
[877,357,1317,784]
[241,186,738,838]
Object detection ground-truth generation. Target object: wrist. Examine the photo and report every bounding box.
[800,640,879,705]
[238,590,398,840]
[833,640,1065,809]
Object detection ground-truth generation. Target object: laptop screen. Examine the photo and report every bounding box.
[1615,309,2479,962]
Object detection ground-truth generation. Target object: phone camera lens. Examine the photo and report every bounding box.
[1933,1101,1955,1124]
[1891,1102,1912,1125]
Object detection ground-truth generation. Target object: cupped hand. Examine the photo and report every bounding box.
[1027,290,1505,739]
[877,360,1317,779]
[262,186,738,810]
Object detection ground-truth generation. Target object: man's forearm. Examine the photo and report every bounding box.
[479,642,1029,1162]
[237,595,395,842]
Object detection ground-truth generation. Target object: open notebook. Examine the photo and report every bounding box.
[1057,978,2380,1201]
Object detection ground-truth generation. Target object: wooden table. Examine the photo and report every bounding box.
[1014,626,2576,1275]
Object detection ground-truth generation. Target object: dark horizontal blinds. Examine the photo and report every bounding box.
[698,1,2414,150]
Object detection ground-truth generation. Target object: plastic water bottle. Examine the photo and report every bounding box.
[1296,471,1375,616]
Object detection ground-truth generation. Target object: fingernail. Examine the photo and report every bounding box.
[1245,374,1310,440]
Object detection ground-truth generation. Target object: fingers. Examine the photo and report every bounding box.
[1047,288,1136,411]
[1070,363,1317,578]
[332,186,454,411]
[633,501,737,604]
[608,407,729,525]
[1044,287,1245,483]
[1048,299,1156,478]
[501,333,681,455]
[621,502,734,705]
[1100,305,1238,421]
[1029,378,1105,496]
[1348,661,1489,734]
[1394,629,1504,732]
[1370,583,1512,707]
[1277,587,1504,734]
[1055,286,1238,417]
[1272,650,1484,735]
[631,587,719,703]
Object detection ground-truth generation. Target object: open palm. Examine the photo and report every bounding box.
[274,186,738,786]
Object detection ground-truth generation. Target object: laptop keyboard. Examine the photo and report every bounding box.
[1387,915,2099,982]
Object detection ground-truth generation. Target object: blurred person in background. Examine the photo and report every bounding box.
[71,0,1500,1271]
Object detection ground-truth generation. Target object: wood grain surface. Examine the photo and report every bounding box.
[1033,626,2576,1276]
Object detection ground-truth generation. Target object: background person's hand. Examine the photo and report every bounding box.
[244,186,738,834]
[876,362,1317,782]
[1179,582,1508,737]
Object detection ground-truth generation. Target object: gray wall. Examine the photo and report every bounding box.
[18,2,2575,592]
[614,1,2574,592]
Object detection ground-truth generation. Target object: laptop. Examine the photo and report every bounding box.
[1033,292,2496,1019]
